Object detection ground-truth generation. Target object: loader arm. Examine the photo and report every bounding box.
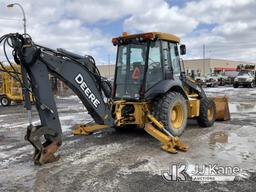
[4,33,114,164]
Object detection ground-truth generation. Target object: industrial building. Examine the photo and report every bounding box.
[183,59,256,77]
[97,64,115,78]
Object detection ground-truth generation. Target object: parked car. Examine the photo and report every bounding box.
[233,71,256,88]
[216,74,227,86]
[224,71,239,85]
[205,75,219,87]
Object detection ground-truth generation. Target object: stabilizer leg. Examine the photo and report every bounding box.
[73,124,110,135]
[145,114,188,153]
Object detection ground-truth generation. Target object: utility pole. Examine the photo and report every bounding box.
[7,3,27,35]
[203,44,206,76]
[108,54,111,78]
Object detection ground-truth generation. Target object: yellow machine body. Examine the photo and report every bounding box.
[112,100,150,128]
[73,101,189,153]
[111,98,224,128]
[184,78,230,121]
[73,31,231,155]
[210,96,230,121]
[0,64,33,104]
[116,32,181,43]
[0,65,23,102]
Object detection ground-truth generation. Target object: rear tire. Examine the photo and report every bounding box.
[197,98,216,127]
[0,96,11,107]
[153,92,188,136]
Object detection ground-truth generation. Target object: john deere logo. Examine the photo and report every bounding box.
[75,73,101,108]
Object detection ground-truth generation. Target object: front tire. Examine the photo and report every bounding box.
[153,92,188,136]
[197,98,216,127]
[250,82,255,88]
[0,96,11,107]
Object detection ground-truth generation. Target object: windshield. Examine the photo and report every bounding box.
[224,71,239,77]
[238,71,251,76]
[115,42,147,99]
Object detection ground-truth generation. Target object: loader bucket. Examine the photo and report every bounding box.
[209,96,230,121]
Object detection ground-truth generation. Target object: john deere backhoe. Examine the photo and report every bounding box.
[0,32,230,165]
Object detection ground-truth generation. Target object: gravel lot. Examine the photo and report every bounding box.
[0,87,256,192]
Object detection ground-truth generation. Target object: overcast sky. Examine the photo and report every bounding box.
[0,0,256,64]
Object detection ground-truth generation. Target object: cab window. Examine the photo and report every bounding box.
[146,41,163,90]
[115,43,147,99]
[169,43,181,76]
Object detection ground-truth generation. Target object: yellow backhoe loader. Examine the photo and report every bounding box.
[0,32,230,165]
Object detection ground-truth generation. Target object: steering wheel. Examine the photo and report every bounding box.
[149,62,161,69]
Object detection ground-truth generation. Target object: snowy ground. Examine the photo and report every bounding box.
[0,86,256,191]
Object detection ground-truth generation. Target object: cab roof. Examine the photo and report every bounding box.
[114,32,180,43]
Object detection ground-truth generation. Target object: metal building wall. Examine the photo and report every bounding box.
[97,64,115,78]
[184,59,256,76]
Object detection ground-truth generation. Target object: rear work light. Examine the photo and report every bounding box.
[112,33,155,46]
[112,38,118,46]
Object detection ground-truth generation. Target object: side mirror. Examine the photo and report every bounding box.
[180,44,186,55]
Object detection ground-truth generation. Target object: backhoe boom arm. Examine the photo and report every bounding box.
[4,33,114,164]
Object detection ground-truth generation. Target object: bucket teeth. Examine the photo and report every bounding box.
[26,125,61,165]
[36,140,61,165]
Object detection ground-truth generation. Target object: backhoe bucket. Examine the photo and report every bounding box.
[209,96,230,121]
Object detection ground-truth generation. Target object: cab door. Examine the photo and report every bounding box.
[162,41,182,83]
[145,41,163,90]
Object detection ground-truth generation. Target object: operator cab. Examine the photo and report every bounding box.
[112,32,186,100]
